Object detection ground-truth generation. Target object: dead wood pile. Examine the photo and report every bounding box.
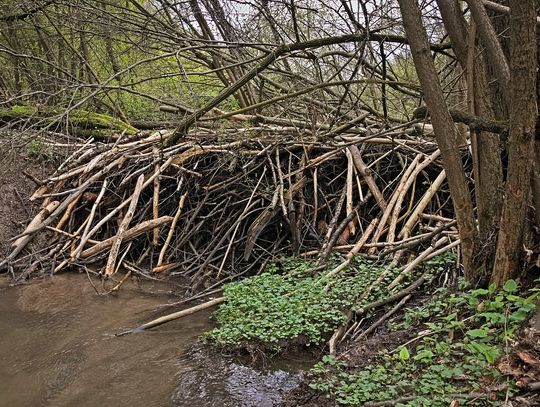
[0,122,461,289]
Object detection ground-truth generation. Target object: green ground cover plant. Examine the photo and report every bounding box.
[308,279,539,406]
[204,256,403,350]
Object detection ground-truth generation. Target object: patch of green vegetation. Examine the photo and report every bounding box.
[66,110,138,134]
[309,279,539,406]
[26,138,53,159]
[0,104,38,118]
[204,257,403,350]
[0,105,138,135]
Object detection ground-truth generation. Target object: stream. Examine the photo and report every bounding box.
[0,275,311,406]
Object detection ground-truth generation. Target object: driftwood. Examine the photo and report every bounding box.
[126,297,226,333]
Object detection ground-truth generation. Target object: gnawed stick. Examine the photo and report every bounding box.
[422,238,460,262]
[104,174,145,276]
[388,236,458,289]
[153,262,180,273]
[321,217,379,280]
[11,201,60,249]
[318,203,360,264]
[379,220,457,258]
[54,194,82,235]
[111,268,133,292]
[0,201,60,268]
[74,156,174,251]
[345,148,356,236]
[9,156,124,242]
[356,275,426,315]
[80,216,173,259]
[122,297,225,334]
[369,154,422,250]
[354,294,412,341]
[348,145,388,211]
[45,226,99,244]
[71,179,108,259]
[340,277,426,346]
[399,169,446,239]
[387,150,442,244]
[152,147,160,247]
[156,193,187,269]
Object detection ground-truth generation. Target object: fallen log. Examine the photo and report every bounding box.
[413,106,508,136]
[0,105,138,136]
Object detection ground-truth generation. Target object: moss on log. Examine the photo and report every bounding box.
[0,105,138,136]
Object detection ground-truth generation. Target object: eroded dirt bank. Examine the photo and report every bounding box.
[0,133,55,253]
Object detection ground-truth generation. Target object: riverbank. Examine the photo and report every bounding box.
[203,257,540,406]
[0,131,57,257]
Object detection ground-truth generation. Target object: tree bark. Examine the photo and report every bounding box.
[533,141,540,230]
[436,0,504,280]
[492,0,537,286]
[464,0,510,100]
[396,0,479,280]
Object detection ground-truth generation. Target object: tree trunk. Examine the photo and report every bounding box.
[464,0,510,100]
[492,0,537,286]
[533,141,540,230]
[437,0,504,280]
[396,0,479,280]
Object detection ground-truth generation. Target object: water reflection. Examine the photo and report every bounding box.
[0,275,307,406]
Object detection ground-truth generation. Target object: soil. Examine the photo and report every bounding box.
[282,382,334,407]
[282,320,416,407]
[0,132,56,260]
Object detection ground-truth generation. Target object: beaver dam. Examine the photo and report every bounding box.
[2,118,538,405]
[2,0,540,404]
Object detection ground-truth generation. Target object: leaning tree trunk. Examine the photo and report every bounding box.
[492,0,537,286]
[396,0,479,281]
[436,0,504,280]
[463,0,510,99]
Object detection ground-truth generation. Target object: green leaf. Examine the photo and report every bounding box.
[478,312,505,324]
[399,346,410,361]
[503,279,518,293]
[466,328,489,338]
[414,349,434,362]
[509,309,529,322]
[470,288,489,297]
[467,342,500,364]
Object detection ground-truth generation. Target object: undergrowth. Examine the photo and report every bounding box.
[204,256,403,350]
[308,279,539,406]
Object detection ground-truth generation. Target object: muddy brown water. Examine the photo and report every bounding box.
[0,275,311,406]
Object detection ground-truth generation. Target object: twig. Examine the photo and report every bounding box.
[354,294,412,341]
[104,174,145,276]
[356,275,426,315]
[121,296,225,334]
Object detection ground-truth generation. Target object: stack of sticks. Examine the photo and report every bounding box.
[1,122,461,290]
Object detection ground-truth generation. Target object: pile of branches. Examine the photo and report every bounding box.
[1,120,462,291]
